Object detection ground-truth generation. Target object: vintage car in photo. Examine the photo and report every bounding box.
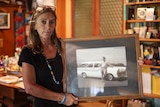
[77,61,127,81]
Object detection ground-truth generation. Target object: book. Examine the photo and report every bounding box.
[145,32,151,39]
[158,46,160,60]
[154,6,159,20]
[139,26,147,38]
[145,8,155,21]
[142,72,151,94]
[157,6,160,20]
[140,44,144,58]
[152,75,160,95]
[128,7,135,20]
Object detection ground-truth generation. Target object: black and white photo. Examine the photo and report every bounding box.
[62,34,142,101]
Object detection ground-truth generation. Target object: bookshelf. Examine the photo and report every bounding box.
[123,0,160,100]
[140,38,160,98]
[127,20,160,23]
[123,0,160,34]
[125,1,160,5]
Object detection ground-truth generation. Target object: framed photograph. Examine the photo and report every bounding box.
[62,34,142,101]
[0,13,10,29]
[139,26,147,38]
[137,8,146,19]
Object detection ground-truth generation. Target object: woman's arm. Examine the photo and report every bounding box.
[22,62,78,106]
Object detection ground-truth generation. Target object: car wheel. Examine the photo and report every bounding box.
[81,72,87,78]
[104,73,114,81]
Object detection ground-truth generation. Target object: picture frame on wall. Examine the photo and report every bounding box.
[62,34,142,101]
[0,13,10,29]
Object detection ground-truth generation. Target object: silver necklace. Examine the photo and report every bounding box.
[45,58,62,85]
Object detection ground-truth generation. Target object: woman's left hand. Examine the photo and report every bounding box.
[138,57,144,66]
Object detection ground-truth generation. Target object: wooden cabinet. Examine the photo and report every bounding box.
[0,82,28,107]
[0,5,25,56]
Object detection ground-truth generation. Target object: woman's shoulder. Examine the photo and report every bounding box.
[18,45,36,66]
[20,45,35,56]
[21,45,32,52]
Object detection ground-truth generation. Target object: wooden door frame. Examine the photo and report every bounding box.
[92,0,100,36]
[57,0,100,38]
[56,0,66,38]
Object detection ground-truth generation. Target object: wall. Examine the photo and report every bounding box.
[0,5,22,56]
[99,0,122,36]
[73,0,122,37]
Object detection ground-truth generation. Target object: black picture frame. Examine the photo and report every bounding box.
[62,34,142,101]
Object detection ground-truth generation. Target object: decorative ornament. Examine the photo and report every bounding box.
[137,8,146,19]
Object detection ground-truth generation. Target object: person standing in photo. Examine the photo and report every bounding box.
[101,57,111,80]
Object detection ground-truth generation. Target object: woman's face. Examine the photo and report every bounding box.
[35,12,56,39]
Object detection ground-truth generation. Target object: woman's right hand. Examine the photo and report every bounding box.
[65,93,78,106]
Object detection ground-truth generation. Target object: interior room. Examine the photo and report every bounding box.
[0,0,160,107]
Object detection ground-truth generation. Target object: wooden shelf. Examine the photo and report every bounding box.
[139,38,160,42]
[143,93,160,99]
[125,1,160,5]
[126,20,160,23]
[143,65,160,69]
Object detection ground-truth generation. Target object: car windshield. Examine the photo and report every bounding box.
[78,62,102,68]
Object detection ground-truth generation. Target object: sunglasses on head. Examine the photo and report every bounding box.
[35,6,56,12]
[30,6,56,23]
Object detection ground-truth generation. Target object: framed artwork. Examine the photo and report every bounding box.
[0,13,10,29]
[14,11,25,48]
[62,34,142,101]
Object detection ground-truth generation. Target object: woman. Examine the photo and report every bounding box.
[18,7,78,107]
